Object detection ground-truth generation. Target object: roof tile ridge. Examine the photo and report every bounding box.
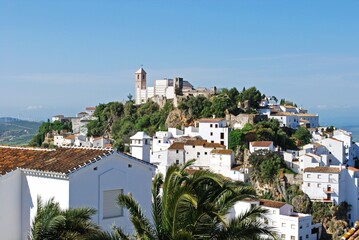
[0,145,55,152]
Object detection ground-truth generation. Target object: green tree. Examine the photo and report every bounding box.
[238,87,262,110]
[112,162,275,240]
[249,150,286,184]
[293,127,312,146]
[29,197,100,240]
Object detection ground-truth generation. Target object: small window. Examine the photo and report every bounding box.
[317,174,322,179]
[197,152,200,156]
[215,124,218,128]
[176,150,179,154]
[192,145,195,148]
[281,234,286,239]
[103,189,123,219]
[317,183,321,188]
[282,223,286,227]
[291,224,295,229]
[307,174,311,178]
[291,236,295,240]
[176,160,179,164]
[220,132,224,139]
[204,152,207,155]
[210,132,213,136]
[210,124,213,128]
[306,235,309,239]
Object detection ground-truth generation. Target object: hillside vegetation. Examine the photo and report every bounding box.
[0,118,41,146]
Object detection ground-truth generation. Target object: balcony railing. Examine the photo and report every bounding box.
[323,188,334,193]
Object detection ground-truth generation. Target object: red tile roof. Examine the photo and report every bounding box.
[250,141,273,147]
[304,166,341,173]
[210,149,233,155]
[348,167,359,172]
[0,146,113,175]
[168,142,185,150]
[197,118,225,123]
[259,199,287,209]
[86,107,96,111]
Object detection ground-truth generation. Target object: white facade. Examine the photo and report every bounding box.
[269,113,299,129]
[302,166,359,226]
[0,146,156,239]
[230,199,321,240]
[197,118,229,148]
[130,132,151,162]
[249,141,275,153]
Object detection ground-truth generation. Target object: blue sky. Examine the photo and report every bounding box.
[0,1,358,126]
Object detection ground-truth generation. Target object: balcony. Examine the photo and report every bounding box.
[323,187,334,193]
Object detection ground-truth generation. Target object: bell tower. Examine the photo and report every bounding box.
[135,68,147,104]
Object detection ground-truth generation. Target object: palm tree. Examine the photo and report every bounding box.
[114,161,275,239]
[29,197,100,240]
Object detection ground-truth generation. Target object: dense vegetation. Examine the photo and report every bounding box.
[228,120,311,152]
[87,100,173,151]
[29,120,72,147]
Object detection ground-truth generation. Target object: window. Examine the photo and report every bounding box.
[307,174,311,178]
[197,152,200,156]
[210,132,213,136]
[220,141,224,145]
[282,223,286,227]
[291,236,295,240]
[204,152,207,155]
[300,225,303,229]
[103,189,123,219]
[220,133,224,139]
[291,224,295,229]
[210,124,213,128]
[176,150,179,154]
[281,234,286,239]
[300,237,302,240]
[307,183,310,187]
[272,221,276,226]
[215,124,218,128]
[176,160,179,164]
[317,183,321,188]
[192,145,195,148]
[317,174,322,179]
[306,235,309,239]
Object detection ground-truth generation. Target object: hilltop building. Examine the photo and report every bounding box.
[134,68,216,106]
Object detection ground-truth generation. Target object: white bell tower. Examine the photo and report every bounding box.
[135,68,147,105]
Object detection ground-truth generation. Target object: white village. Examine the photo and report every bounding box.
[1,68,358,240]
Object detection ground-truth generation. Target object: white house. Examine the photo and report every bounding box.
[0,145,156,240]
[230,199,321,240]
[269,113,299,129]
[297,114,319,128]
[130,132,151,162]
[249,141,275,153]
[197,118,229,148]
[302,166,359,226]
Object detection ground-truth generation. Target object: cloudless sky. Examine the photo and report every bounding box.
[1,1,359,126]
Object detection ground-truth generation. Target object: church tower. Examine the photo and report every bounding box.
[135,68,147,105]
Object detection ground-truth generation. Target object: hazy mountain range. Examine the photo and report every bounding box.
[0,117,41,146]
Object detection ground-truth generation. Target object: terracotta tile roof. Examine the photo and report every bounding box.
[250,141,273,147]
[86,107,96,111]
[330,137,344,143]
[64,135,75,140]
[304,166,341,173]
[197,118,225,123]
[184,140,207,146]
[259,199,287,209]
[281,105,296,109]
[204,142,224,148]
[168,142,185,150]
[348,167,359,172]
[0,146,113,175]
[210,149,233,155]
[296,113,318,117]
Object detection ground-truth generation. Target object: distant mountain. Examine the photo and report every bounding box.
[0,117,41,146]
